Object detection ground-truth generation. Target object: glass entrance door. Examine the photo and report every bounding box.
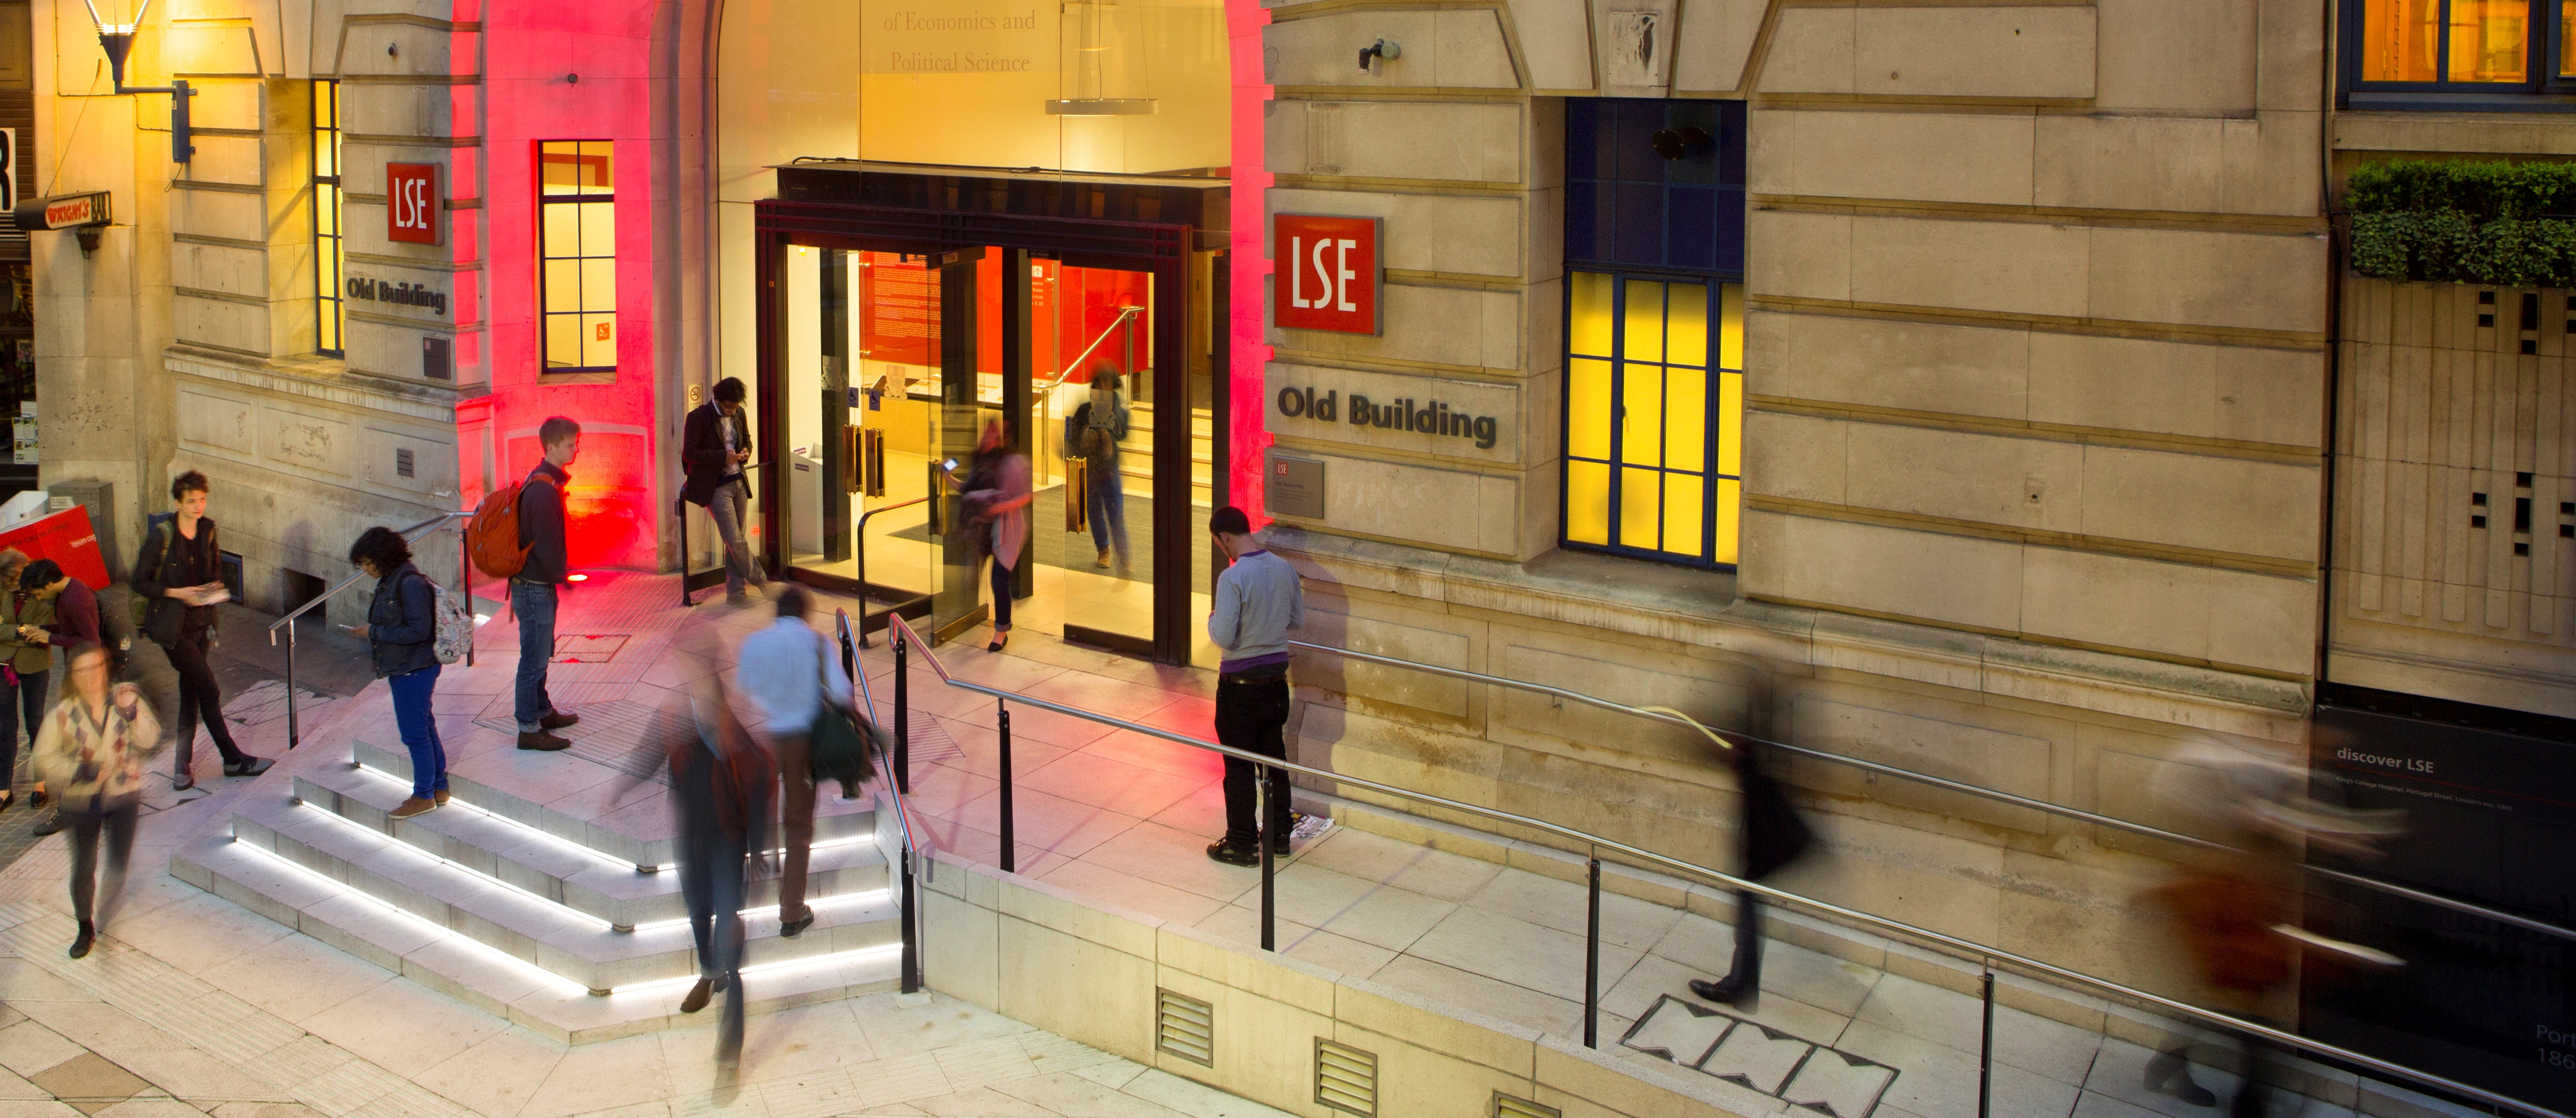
[770,235,1213,661]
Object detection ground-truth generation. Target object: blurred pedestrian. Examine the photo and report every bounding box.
[736,584,851,940]
[959,420,1030,654]
[513,416,580,751]
[1688,733,1809,1010]
[684,376,767,605]
[2140,739,2403,1118]
[1070,370,1129,572]
[0,548,48,812]
[618,668,772,1068]
[131,472,270,788]
[347,526,447,819]
[1204,505,1301,867]
[33,644,159,959]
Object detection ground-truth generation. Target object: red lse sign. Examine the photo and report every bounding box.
[387,162,442,246]
[1274,214,1380,335]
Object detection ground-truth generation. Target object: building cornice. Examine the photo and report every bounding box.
[163,348,460,426]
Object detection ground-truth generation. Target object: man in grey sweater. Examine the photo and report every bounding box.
[1204,506,1303,867]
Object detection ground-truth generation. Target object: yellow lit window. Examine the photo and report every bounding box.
[2357,0,2553,84]
[1562,272,1743,567]
[538,141,617,372]
[312,80,343,357]
[2449,0,2529,81]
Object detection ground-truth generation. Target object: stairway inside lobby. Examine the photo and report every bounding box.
[158,570,2497,1118]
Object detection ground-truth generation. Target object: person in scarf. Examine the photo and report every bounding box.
[32,644,160,959]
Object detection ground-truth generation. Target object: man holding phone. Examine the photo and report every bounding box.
[1203,506,1303,866]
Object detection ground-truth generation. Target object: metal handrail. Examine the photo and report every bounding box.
[1042,306,1142,393]
[889,613,2567,1118]
[1287,640,2576,944]
[837,607,921,992]
[266,511,471,630]
[260,510,474,752]
[853,495,932,647]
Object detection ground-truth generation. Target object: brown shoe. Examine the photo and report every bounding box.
[1095,549,1113,569]
[433,790,450,807]
[540,711,580,730]
[517,731,571,751]
[680,977,715,1014]
[389,797,436,820]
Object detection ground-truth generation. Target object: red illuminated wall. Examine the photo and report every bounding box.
[467,1,670,571]
[1228,0,1274,529]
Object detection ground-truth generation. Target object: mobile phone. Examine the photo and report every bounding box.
[941,457,958,472]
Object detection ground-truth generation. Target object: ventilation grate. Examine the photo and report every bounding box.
[1156,989,1213,1067]
[1314,1038,1377,1116]
[1495,1093,1561,1118]
[396,448,415,478]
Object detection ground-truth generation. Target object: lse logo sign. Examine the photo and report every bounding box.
[387,162,442,246]
[1274,214,1380,335]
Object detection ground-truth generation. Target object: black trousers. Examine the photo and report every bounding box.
[1722,888,1764,987]
[68,798,138,925]
[1,668,46,792]
[165,628,244,769]
[1214,671,1291,849]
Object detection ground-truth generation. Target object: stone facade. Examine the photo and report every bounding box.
[1257,0,2334,987]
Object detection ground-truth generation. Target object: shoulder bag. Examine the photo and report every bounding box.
[805,630,876,787]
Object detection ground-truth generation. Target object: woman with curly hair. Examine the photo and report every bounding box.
[346,525,447,819]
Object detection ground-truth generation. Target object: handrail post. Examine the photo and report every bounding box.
[997,700,1015,874]
[855,501,871,647]
[1584,851,1601,1049]
[284,616,299,750]
[677,497,693,608]
[459,527,475,668]
[893,631,911,794]
[1978,962,1995,1118]
[900,845,919,993]
[1257,767,1275,953]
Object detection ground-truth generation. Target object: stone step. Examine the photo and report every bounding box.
[219,787,902,994]
[353,737,877,869]
[171,831,906,1045]
[293,759,891,927]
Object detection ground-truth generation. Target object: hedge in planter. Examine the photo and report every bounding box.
[2347,159,2576,288]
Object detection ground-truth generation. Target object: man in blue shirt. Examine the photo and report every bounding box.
[734,583,851,938]
[1203,506,1302,867]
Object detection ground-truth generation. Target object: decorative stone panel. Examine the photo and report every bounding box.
[2331,277,2576,715]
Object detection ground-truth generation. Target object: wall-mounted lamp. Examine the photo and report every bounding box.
[83,0,194,163]
[1358,38,1400,73]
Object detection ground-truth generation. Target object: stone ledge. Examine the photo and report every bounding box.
[165,345,462,425]
[1266,526,2312,737]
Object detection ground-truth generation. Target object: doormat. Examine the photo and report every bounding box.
[1622,994,1897,1118]
[551,633,630,663]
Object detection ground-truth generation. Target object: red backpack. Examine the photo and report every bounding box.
[467,473,555,579]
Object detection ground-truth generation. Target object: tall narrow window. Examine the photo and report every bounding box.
[538,141,616,372]
[2350,0,2562,89]
[312,80,343,357]
[1563,274,1742,567]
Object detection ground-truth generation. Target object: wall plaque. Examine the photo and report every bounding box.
[1267,452,1325,520]
[1273,214,1380,335]
[387,162,443,246]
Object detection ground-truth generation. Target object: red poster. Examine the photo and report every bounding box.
[0,506,111,591]
[1274,214,1381,336]
[387,162,443,246]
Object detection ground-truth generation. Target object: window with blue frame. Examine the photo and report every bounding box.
[2344,0,2576,105]
[1562,99,1747,569]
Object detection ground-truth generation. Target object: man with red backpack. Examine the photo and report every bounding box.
[512,417,581,751]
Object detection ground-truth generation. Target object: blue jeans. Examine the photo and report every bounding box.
[1087,465,1129,562]
[389,664,448,799]
[511,581,558,732]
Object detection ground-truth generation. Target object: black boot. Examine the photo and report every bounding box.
[68,920,94,959]
[2146,1048,2218,1107]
